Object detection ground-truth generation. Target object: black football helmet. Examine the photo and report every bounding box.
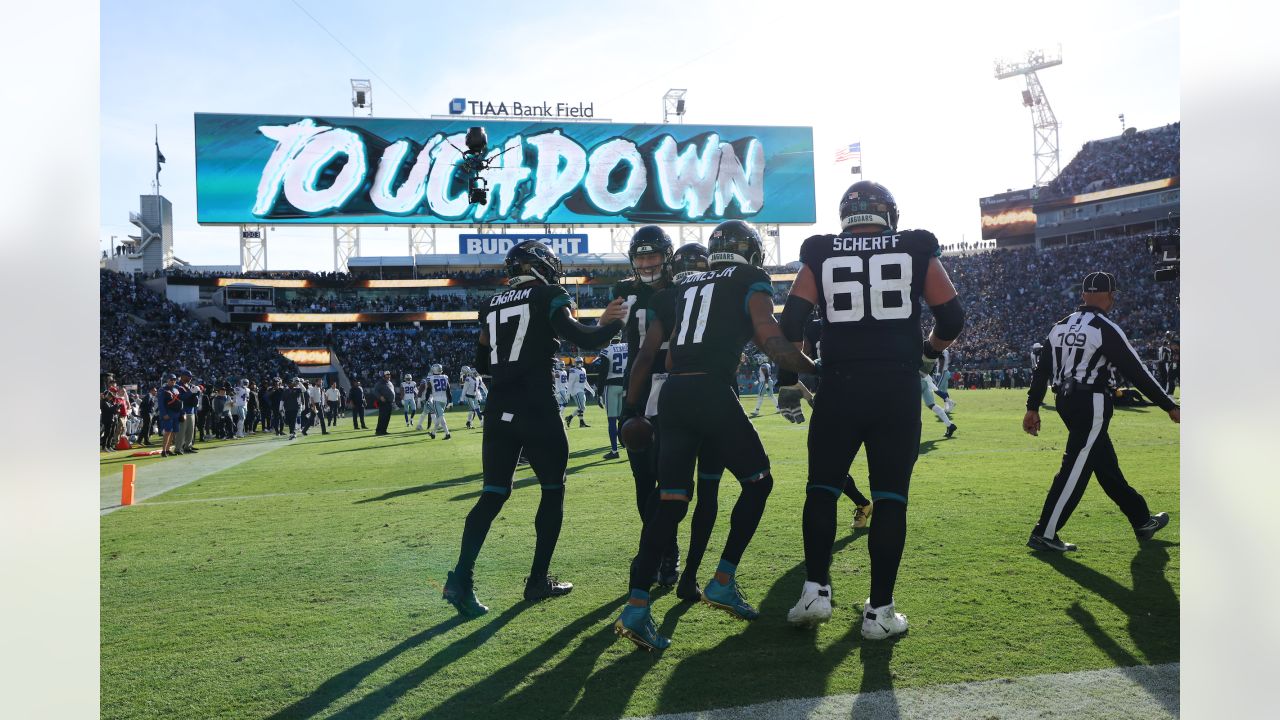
[670,242,710,282]
[707,220,764,268]
[505,240,563,285]
[628,225,673,284]
[839,181,898,231]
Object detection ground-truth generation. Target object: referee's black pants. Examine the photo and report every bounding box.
[1033,391,1150,539]
[375,404,392,435]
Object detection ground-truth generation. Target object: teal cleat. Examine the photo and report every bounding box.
[613,605,671,651]
[442,571,489,618]
[702,577,760,620]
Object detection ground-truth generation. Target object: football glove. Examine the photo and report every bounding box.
[778,386,806,423]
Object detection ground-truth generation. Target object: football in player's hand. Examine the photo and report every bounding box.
[620,416,654,451]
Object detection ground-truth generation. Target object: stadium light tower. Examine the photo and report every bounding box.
[663,89,687,124]
[351,79,372,117]
[994,47,1062,187]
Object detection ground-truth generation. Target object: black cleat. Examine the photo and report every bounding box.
[524,575,573,602]
[1135,512,1170,540]
[603,450,620,460]
[676,573,702,603]
[443,571,489,617]
[656,547,681,587]
[1027,533,1077,552]
[565,415,574,428]
[945,423,957,439]
[578,420,590,428]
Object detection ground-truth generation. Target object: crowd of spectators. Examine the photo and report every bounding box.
[256,326,478,383]
[942,234,1178,369]
[101,270,298,389]
[1045,123,1179,198]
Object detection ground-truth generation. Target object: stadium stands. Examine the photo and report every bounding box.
[1045,123,1179,198]
[100,270,298,388]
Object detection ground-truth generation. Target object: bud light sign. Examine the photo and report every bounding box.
[459,234,588,256]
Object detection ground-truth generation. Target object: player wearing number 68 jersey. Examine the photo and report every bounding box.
[442,240,626,618]
[778,181,965,639]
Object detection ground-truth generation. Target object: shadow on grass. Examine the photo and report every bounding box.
[918,438,941,456]
[646,535,863,717]
[264,614,468,720]
[313,603,530,720]
[319,438,429,455]
[354,445,613,505]
[1035,540,1179,716]
[415,594,630,720]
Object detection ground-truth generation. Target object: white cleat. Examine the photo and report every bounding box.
[787,581,833,626]
[861,598,908,640]
[944,400,956,413]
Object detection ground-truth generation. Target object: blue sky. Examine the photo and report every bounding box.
[101,0,1179,270]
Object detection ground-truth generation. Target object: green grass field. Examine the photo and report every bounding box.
[100,389,1179,719]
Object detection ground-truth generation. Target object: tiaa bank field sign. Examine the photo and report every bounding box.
[459,234,588,256]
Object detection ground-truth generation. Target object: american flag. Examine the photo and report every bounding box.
[834,141,861,164]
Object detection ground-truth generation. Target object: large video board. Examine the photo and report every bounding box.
[195,113,816,226]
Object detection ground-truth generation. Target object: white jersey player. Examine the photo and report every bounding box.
[921,372,957,438]
[233,379,250,437]
[600,340,629,459]
[752,357,776,416]
[401,373,419,425]
[461,366,486,429]
[555,360,571,409]
[564,357,594,428]
[422,363,452,439]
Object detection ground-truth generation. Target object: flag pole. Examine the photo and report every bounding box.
[154,124,160,197]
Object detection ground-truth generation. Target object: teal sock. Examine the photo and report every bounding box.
[628,589,650,607]
[715,559,737,581]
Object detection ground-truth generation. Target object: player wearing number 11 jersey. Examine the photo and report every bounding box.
[614,221,817,651]
[442,240,626,617]
[778,181,965,639]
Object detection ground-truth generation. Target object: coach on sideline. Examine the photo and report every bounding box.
[1023,271,1180,552]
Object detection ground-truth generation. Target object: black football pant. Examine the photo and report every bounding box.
[1033,391,1150,539]
[375,405,392,434]
[802,365,919,607]
[454,387,569,583]
[629,374,772,594]
[353,406,367,429]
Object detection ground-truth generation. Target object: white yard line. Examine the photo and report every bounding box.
[624,663,1178,720]
[101,437,290,515]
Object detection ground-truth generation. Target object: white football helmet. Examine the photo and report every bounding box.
[431,363,443,375]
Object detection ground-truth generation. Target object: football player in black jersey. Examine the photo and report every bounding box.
[778,181,965,639]
[799,310,874,529]
[442,241,626,617]
[614,221,817,651]
[621,242,729,604]
[612,225,684,585]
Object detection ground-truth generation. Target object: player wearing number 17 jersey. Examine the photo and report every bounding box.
[778,181,965,639]
[614,221,817,651]
[442,240,626,617]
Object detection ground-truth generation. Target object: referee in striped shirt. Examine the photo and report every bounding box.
[1023,271,1181,552]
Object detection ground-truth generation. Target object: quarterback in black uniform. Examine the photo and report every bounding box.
[442,241,626,617]
[612,225,684,585]
[778,181,965,639]
[614,221,817,651]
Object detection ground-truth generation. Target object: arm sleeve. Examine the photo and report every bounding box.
[550,308,623,350]
[1026,341,1053,411]
[1098,321,1177,411]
